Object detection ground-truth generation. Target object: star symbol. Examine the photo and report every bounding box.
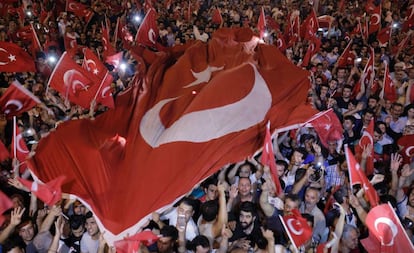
[93,68,99,75]
[324,124,331,131]
[8,54,16,62]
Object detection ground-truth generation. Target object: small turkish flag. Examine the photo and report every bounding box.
[336,39,355,68]
[377,26,391,45]
[135,8,159,48]
[280,209,313,250]
[355,118,375,176]
[114,230,159,253]
[11,123,30,163]
[307,109,343,148]
[0,80,41,118]
[0,42,36,72]
[345,146,379,207]
[18,176,65,207]
[257,6,266,38]
[260,122,283,195]
[365,203,414,252]
[380,61,397,102]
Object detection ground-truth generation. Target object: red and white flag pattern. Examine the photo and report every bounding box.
[18,176,65,207]
[0,42,36,72]
[377,26,391,46]
[336,39,355,67]
[355,118,375,176]
[257,7,266,39]
[114,230,159,253]
[48,52,95,108]
[261,122,283,195]
[345,145,379,207]
[280,209,313,250]
[135,8,159,48]
[28,28,317,240]
[307,109,343,148]
[380,61,397,102]
[368,4,381,34]
[11,123,30,163]
[0,80,41,118]
[364,203,414,252]
[66,0,94,24]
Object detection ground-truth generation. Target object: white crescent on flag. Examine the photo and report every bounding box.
[371,14,380,26]
[148,29,156,44]
[287,218,304,235]
[63,70,89,93]
[140,63,272,148]
[16,134,29,154]
[374,217,398,246]
[4,99,23,114]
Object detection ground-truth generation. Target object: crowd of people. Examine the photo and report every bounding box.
[0,0,414,252]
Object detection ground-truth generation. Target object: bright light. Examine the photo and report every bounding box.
[133,15,141,23]
[26,11,32,17]
[47,55,57,64]
[392,23,399,28]
[264,31,269,38]
[192,90,197,94]
[355,58,362,63]
[120,62,127,71]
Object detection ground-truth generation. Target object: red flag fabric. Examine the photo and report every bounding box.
[16,25,33,42]
[66,0,94,24]
[102,23,116,59]
[275,33,287,53]
[307,109,343,148]
[0,140,10,162]
[47,52,95,108]
[0,191,13,226]
[355,118,375,176]
[0,80,41,118]
[82,48,108,80]
[361,232,382,252]
[317,15,334,29]
[27,28,316,241]
[105,52,123,70]
[63,32,78,53]
[11,124,30,163]
[280,209,313,249]
[82,48,115,108]
[365,203,414,252]
[260,122,283,195]
[380,61,397,102]
[300,9,319,40]
[356,48,375,97]
[212,7,223,25]
[350,20,363,37]
[114,230,159,253]
[30,24,43,57]
[257,7,266,39]
[0,42,36,72]
[336,39,355,68]
[368,5,381,34]
[345,146,379,207]
[377,26,391,45]
[285,13,300,47]
[18,176,65,207]
[301,37,321,67]
[397,134,414,164]
[403,4,414,32]
[135,8,159,48]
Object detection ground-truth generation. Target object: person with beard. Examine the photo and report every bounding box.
[228,201,267,252]
[63,215,85,253]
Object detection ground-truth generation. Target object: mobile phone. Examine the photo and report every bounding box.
[177,214,186,230]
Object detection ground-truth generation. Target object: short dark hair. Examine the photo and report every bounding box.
[343,115,356,124]
[160,225,178,241]
[85,211,94,219]
[70,215,85,230]
[189,235,210,250]
[239,201,257,217]
[200,200,218,222]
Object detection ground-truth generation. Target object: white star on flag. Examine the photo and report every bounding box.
[8,54,16,62]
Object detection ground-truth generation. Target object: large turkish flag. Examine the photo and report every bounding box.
[28,28,316,242]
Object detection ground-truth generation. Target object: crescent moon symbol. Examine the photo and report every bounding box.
[371,14,380,26]
[4,99,23,114]
[0,48,10,65]
[148,29,156,44]
[140,63,272,148]
[16,134,29,154]
[287,218,304,236]
[101,86,111,98]
[405,146,414,157]
[373,217,398,246]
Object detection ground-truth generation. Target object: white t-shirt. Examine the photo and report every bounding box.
[80,233,99,253]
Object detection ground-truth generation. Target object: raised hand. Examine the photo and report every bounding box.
[10,207,26,226]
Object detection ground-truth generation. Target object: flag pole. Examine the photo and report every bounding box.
[13,116,18,177]
[344,145,354,192]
